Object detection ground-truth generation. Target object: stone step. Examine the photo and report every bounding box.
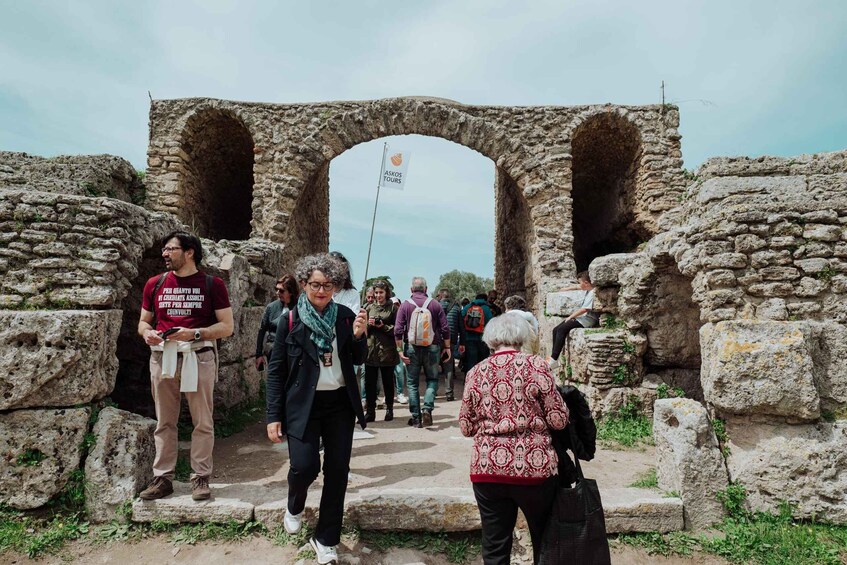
[133,482,683,534]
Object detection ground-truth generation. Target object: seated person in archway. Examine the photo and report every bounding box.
[549,271,600,369]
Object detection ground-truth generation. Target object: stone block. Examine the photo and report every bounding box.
[795,257,830,274]
[602,387,658,420]
[654,399,728,530]
[132,481,255,523]
[755,298,788,321]
[700,321,820,420]
[215,362,264,412]
[346,488,481,532]
[588,253,637,286]
[695,176,806,205]
[601,488,684,534]
[726,420,847,524]
[0,310,122,409]
[85,407,157,523]
[567,329,645,390]
[0,407,90,509]
[803,224,842,242]
[219,306,265,365]
[544,291,584,317]
[807,321,847,410]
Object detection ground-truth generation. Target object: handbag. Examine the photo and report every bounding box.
[538,426,611,565]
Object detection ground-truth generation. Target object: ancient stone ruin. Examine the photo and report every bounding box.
[1,96,845,530]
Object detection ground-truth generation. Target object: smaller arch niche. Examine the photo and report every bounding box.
[181,110,254,240]
[571,113,643,271]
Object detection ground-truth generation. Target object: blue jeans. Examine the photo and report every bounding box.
[406,344,440,418]
[394,361,406,396]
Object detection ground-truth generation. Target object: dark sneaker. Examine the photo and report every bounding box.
[445,392,455,401]
[384,409,394,421]
[407,416,422,428]
[422,411,433,427]
[191,475,211,501]
[139,476,173,500]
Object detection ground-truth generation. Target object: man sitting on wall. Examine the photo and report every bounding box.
[137,231,234,501]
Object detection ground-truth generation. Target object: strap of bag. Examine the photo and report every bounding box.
[149,272,169,330]
[568,423,585,482]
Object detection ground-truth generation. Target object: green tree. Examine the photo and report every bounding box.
[435,270,494,303]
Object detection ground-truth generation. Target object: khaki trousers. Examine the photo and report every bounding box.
[150,349,217,479]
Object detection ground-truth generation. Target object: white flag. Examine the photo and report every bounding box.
[380,149,411,190]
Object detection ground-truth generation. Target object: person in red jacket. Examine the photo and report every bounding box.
[460,314,569,565]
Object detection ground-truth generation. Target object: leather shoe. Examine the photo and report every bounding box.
[384,409,394,421]
[422,410,433,427]
[407,416,422,428]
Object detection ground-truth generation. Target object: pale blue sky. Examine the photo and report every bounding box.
[2,1,845,292]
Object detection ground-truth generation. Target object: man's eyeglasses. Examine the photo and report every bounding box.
[306,281,335,292]
[161,246,183,254]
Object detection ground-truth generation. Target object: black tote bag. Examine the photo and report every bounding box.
[538,427,611,565]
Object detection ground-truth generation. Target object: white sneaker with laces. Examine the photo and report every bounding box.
[396,393,408,404]
[283,508,302,534]
[310,536,338,564]
[547,357,560,371]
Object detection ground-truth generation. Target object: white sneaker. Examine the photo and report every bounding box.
[547,357,559,371]
[283,508,302,534]
[396,393,408,404]
[310,536,338,564]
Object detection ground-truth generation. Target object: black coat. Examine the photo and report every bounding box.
[265,304,367,439]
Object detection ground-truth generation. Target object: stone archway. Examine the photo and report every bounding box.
[570,111,645,271]
[284,106,535,302]
[178,108,255,241]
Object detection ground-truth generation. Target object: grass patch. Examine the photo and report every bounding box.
[360,530,482,564]
[615,483,847,565]
[174,455,192,482]
[0,506,89,558]
[628,468,658,489]
[597,397,653,448]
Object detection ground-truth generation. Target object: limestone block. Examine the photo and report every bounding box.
[132,481,254,523]
[807,321,847,411]
[346,488,481,532]
[0,310,122,409]
[803,224,842,242]
[0,407,90,509]
[695,176,806,205]
[795,257,830,275]
[567,329,645,390]
[85,408,156,523]
[755,298,788,321]
[215,362,264,412]
[544,291,584,317]
[588,253,637,286]
[602,387,658,420]
[654,399,728,530]
[602,488,684,534]
[700,321,820,420]
[726,420,847,523]
[219,306,265,365]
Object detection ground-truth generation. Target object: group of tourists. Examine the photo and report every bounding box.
[135,231,601,564]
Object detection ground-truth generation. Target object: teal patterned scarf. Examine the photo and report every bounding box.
[297,292,338,355]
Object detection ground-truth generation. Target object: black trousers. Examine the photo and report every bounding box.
[551,319,582,361]
[473,477,558,565]
[286,388,354,546]
[364,364,395,413]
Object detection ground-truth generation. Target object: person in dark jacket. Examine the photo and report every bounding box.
[364,280,399,422]
[438,288,462,400]
[460,293,494,372]
[266,253,368,565]
[255,274,298,371]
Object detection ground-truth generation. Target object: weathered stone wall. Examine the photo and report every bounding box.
[146,97,686,307]
[0,151,145,204]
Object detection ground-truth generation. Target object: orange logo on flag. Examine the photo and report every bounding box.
[390,153,403,167]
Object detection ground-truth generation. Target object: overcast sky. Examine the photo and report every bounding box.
[2,1,845,293]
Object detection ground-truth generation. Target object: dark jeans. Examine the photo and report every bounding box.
[551,319,582,361]
[286,388,354,546]
[473,477,558,565]
[406,344,440,417]
[364,364,395,413]
[464,339,490,372]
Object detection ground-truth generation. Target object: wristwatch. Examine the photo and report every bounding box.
[194,329,202,341]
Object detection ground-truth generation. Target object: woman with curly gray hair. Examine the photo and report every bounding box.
[266,253,368,564]
[459,314,568,564]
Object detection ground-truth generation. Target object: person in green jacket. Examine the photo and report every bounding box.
[364,280,399,422]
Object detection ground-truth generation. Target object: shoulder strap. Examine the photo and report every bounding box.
[150,272,169,330]
[406,298,417,307]
[422,297,433,309]
[288,309,294,332]
[206,274,215,311]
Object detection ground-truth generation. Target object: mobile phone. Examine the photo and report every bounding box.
[161,328,179,338]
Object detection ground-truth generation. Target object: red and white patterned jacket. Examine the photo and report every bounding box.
[459,350,569,485]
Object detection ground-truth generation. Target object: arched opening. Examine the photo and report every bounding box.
[180,110,254,241]
[571,113,644,271]
[289,133,532,302]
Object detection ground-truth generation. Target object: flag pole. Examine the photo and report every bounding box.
[363,142,388,289]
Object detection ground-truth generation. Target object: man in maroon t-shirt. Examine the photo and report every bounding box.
[137,231,233,501]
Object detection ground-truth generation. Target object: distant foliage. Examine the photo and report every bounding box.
[435,270,494,303]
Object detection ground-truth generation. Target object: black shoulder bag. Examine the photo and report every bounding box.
[538,425,611,565]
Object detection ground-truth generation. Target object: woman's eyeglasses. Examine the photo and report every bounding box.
[306,281,335,291]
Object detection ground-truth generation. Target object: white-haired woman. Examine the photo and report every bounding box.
[459,315,569,565]
[266,253,368,565]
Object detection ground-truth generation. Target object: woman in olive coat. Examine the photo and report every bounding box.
[364,280,399,421]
